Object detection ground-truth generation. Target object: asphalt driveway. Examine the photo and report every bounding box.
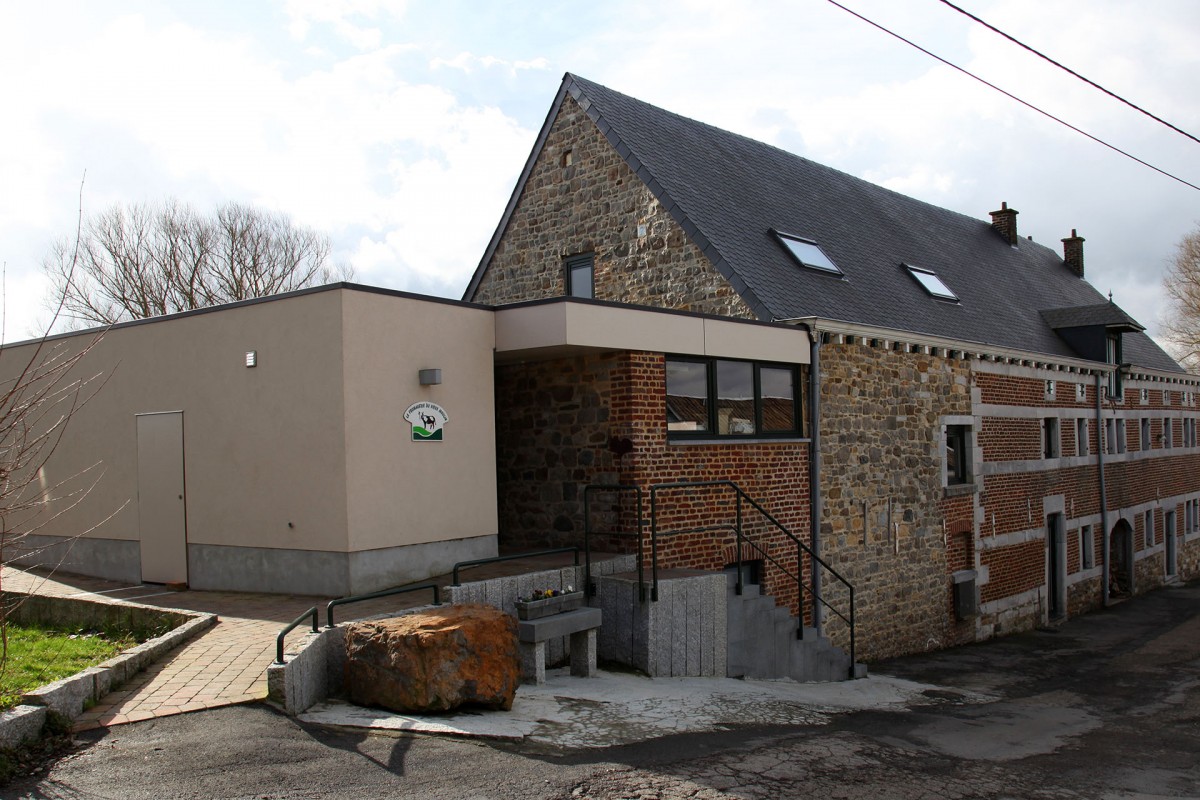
[12,580,1200,799]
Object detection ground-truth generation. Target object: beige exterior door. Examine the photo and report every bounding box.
[137,412,188,584]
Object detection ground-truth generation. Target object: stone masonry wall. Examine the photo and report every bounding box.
[471,95,755,319]
[816,340,974,661]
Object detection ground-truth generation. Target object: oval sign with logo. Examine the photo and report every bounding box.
[404,401,448,442]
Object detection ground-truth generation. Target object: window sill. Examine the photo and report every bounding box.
[944,483,978,498]
[668,437,811,446]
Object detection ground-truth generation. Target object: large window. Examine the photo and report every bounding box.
[666,357,806,439]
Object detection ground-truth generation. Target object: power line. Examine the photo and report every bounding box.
[823,0,1200,193]
[936,0,1200,147]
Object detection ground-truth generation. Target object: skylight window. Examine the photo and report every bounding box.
[772,230,842,275]
[904,264,958,301]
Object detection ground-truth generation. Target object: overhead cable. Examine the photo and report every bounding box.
[936,0,1200,147]
[824,0,1200,192]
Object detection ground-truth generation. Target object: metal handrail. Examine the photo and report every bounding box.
[275,606,318,664]
[450,547,580,586]
[647,480,856,673]
[583,484,644,600]
[325,582,441,628]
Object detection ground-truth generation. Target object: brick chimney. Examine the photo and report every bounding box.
[990,202,1019,246]
[1062,229,1085,277]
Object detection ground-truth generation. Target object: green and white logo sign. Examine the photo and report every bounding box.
[404,401,448,442]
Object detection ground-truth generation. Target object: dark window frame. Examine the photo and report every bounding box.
[665,355,808,440]
[946,424,972,485]
[564,252,594,299]
[1043,416,1060,459]
[770,229,843,276]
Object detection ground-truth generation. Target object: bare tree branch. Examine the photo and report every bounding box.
[1162,224,1200,374]
[42,198,353,326]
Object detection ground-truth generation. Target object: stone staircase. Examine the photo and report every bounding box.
[725,573,865,682]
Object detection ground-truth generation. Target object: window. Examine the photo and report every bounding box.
[1141,418,1151,451]
[904,264,958,301]
[1186,417,1198,448]
[1045,380,1056,401]
[1080,524,1094,570]
[1076,383,1087,403]
[1145,510,1155,550]
[665,357,805,439]
[946,424,972,485]
[1187,499,1200,534]
[772,230,842,275]
[1116,418,1127,453]
[564,253,594,299]
[1165,418,1174,449]
[1106,333,1123,400]
[1139,387,1149,405]
[1105,419,1116,455]
[1076,418,1088,456]
[1043,417,1060,459]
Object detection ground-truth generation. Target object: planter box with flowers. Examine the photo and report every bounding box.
[515,587,583,620]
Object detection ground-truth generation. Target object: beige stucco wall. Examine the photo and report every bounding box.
[494,301,810,365]
[340,291,498,552]
[3,289,351,554]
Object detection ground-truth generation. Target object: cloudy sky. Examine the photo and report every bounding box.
[3,0,1198,351]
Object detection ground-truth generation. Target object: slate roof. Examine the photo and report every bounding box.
[1041,303,1145,332]
[468,73,1181,373]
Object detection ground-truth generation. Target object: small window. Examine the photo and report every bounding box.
[1043,417,1060,459]
[564,253,594,299]
[1186,417,1198,448]
[1145,510,1155,550]
[946,424,972,485]
[904,264,958,301]
[1140,387,1149,405]
[1106,333,1123,400]
[1076,383,1086,402]
[1045,380,1056,401]
[1076,418,1088,456]
[1105,418,1116,454]
[1164,418,1174,449]
[772,231,842,275]
[1141,418,1151,451]
[1080,524,1094,570]
[1116,418,1127,453]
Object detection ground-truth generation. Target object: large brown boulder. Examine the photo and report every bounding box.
[343,604,520,713]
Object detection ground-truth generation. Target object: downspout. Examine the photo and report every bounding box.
[808,327,823,635]
[778,318,822,634]
[1096,372,1110,605]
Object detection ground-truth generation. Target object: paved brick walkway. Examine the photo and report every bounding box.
[3,551,589,731]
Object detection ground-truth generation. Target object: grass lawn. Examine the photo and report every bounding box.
[0,624,138,710]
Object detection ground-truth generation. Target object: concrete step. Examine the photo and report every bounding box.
[726,582,858,682]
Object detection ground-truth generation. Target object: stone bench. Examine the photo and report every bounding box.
[517,607,602,685]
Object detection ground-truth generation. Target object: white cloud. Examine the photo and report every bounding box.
[430,52,551,76]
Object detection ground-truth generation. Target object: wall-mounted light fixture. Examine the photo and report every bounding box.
[418,368,442,386]
[245,351,258,368]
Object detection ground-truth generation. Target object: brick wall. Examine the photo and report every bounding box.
[495,350,811,614]
[471,95,755,319]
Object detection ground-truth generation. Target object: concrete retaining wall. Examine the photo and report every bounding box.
[268,555,637,716]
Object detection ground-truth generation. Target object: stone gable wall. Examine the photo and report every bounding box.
[471,95,755,319]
